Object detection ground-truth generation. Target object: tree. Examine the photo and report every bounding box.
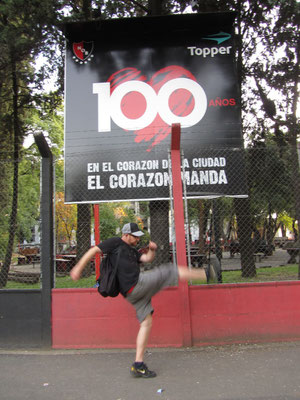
[187,0,299,276]
[55,192,77,252]
[247,143,293,245]
[17,152,41,243]
[251,2,300,263]
[0,0,65,286]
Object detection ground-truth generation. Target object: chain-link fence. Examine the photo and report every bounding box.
[1,144,299,289]
[0,155,41,289]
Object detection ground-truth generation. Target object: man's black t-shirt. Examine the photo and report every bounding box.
[97,237,141,297]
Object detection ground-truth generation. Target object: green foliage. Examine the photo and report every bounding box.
[0,154,41,261]
[0,172,11,260]
[19,105,64,245]
[278,212,294,233]
[97,202,149,244]
[247,145,292,214]
[25,102,64,155]
[17,154,41,243]
[97,203,121,240]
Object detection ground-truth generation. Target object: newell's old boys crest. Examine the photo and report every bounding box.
[72,41,94,64]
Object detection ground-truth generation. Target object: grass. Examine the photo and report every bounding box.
[193,264,299,285]
[55,275,97,288]
[4,274,97,290]
[3,265,299,289]
[220,264,299,284]
[4,281,41,290]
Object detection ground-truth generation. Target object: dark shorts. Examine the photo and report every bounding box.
[126,263,178,323]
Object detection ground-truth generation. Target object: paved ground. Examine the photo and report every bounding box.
[221,248,292,270]
[1,341,300,400]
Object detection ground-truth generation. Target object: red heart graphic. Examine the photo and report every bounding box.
[108,66,197,151]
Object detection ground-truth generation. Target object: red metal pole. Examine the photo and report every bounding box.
[94,204,101,280]
[171,123,192,347]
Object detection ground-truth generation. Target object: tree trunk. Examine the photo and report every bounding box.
[148,0,162,15]
[289,137,300,239]
[197,200,205,253]
[288,35,300,277]
[82,0,92,19]
[233,1,256,277]
[76,204,92,276]
[266,202,275,256]
[234,197,256,277]
[149,201,170,266]
[213,199,222,262]
[0,58,20,287]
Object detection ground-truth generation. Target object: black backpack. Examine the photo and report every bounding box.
[96,246,121,298]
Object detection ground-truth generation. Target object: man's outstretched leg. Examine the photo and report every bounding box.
[178,263,218,283]
[131,314,157,378]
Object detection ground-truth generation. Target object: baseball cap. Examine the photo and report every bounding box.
[122,222,144,237]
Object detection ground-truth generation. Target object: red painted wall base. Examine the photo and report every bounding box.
[52,281,300,349]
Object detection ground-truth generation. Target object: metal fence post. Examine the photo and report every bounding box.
[94,204,101,280]
[34,133,54,347]
[171,123,192,347]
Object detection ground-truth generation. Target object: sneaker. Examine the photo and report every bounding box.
[130,363,157,378]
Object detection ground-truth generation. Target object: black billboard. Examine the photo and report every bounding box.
[64,13,247,203]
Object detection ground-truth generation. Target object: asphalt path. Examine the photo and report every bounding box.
[1,341,300,400]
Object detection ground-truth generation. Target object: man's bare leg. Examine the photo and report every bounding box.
[178,266,207,282]
[135,313,152,362]
[131,313,156,378]
[135,267,207,362]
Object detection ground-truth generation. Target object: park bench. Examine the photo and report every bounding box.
[254,252,265,262]
[8,271,40,284]
[55,258,72,273]
[18,246,40,264]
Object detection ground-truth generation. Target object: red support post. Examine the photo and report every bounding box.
[94,204,101,279]
[170,123,192,347]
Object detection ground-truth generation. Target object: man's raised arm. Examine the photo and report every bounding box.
[70,246,101,281]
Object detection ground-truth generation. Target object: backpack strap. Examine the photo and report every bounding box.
[112,243,122,272]
[103,242,123,272]
[96,244,121,282]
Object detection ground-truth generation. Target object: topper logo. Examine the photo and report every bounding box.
[93,78,207,132]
